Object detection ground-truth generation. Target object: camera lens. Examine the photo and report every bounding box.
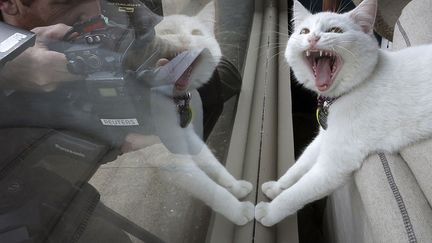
[87,54,102,69]
[67,56,86,74]
[86,36,94,44]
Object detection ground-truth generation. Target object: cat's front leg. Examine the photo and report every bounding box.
[151,86,252,199]
[193,144,253,199]
[262,134,322,199]
[160,159,254,225]
[256,142,363,226]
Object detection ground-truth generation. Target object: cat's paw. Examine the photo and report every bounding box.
[262,181,284,199]
[255,202,278,227]
[229,180,253,199]
[231,201,255,226]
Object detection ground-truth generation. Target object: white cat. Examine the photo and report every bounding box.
[141,2,254,225]
[255,0,432,226]
[153,2,222,89]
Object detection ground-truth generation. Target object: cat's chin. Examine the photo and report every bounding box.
[302,49,343,93]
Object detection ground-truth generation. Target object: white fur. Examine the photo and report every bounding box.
[256,0,432,226]
[154,1,222,89]
[148,2,254,225]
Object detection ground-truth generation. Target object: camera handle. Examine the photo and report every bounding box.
[0,22,36,68]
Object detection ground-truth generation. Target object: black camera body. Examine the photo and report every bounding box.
[0,0,162,148]
[1,0,200,149]
[45,2,163,147]
[65,27,127,75]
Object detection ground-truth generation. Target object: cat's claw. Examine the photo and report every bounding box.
[255,201,277,227]
[229,180,253,199]
[231,201,255,226]
[262,181,284,199]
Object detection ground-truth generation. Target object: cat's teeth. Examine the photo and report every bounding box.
[320,51,323,57]
[306,50,310,56]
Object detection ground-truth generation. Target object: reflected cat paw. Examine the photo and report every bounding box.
[233,201,255,225]
[255,201,277,227]
[229,180,253,199]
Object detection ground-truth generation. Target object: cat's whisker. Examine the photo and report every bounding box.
[264,21,290,31]
[266,30,292,37]
[333,45,357,60]
[255,45,287,57]
[279,62,291,72]
[263,30,291,36]
[311,0,319,13]
[260,50,285,65]
[256,42,286,48]
[256,48,279,60]
[336,0,353,14]
[335,40,359,43]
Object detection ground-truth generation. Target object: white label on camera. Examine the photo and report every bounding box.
[100,118,139,126]
[0,33,27,53]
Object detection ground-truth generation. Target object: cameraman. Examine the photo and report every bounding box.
[0,2,147,242]
[0,0,166,152]
[0,0,99,91]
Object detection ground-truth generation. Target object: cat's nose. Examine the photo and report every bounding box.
[308,35,321,46]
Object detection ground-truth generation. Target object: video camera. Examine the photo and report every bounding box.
[1,0,205,150]
[45,0,164,147]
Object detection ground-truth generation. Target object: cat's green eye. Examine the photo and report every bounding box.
[300,28,310,34]
[327,27,344,33]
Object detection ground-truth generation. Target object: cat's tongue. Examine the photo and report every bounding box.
[175,66,193,90]
[315,58,332,91]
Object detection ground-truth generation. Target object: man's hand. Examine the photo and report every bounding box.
[121,133,162,153]
[0,24,81,92]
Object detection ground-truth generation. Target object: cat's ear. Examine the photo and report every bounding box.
[292,0,311,28]
[196,1,216,33]
[348,0,377,34]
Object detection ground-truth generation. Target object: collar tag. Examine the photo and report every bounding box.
[316,106,328,130]
[316,96,337,130]
[174,92,192,128]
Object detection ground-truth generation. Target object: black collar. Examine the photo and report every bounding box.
[316,96,338,130]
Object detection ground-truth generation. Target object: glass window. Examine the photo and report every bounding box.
[0,0,254,242]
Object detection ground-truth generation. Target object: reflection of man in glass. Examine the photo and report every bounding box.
[0,0,226,148]
[0,0,99,91]
[0,0,163,152]
[0,2,160,242]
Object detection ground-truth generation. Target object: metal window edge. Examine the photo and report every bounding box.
[205,0,298,242]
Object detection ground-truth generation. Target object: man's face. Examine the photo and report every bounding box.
[15,0,100,29]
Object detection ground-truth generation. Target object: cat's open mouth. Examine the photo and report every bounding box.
[304,49,342,92]
[150,48,211,89]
